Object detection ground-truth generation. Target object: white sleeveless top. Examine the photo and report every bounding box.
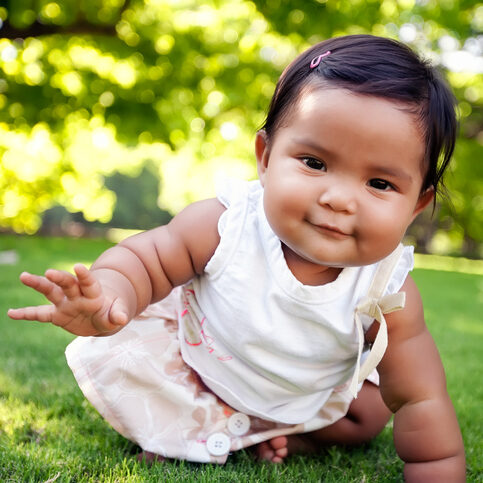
[179,179,413,424]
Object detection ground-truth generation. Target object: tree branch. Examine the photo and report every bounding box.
[0,0,134,40]
[0,19,118,40]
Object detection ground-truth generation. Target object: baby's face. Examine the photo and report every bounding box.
[256,87,433,268]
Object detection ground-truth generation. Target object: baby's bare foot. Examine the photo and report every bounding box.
[136,450,165,464]
[256,436,289,463]
[257,434,318,463]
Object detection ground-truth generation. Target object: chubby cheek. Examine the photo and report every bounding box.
[263,191,290,237]
[357,203,413,256]
[263,185,304,236]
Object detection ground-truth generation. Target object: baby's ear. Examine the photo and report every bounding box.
[411,187,434,222]
[255,130,270,186]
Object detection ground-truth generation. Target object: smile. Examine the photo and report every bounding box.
[310,223,351,239]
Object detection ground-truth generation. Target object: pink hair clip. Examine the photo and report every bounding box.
[310,51,331,69]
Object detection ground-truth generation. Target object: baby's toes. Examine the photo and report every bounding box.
[274,445,288,460]
[269,436,288,463]
[256,441,275,461]
[256,436,288,463]
[269,435,288,451]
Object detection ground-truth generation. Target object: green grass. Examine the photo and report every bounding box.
[0,234,481,482]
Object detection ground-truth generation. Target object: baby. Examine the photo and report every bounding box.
[9,34,465,481]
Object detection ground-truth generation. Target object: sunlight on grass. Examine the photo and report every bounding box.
[0,396,48,442]
[0,371,52,445]
[450,316,483,336]
[414,253,483,275]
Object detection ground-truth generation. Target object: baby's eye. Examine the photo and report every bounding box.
[369,178,394,191]
[301,157,326,171]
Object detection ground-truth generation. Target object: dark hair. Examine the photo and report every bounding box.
[261,34,457,197]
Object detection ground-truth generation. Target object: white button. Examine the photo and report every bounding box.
[227,412,250,436]
[206,432,230,456]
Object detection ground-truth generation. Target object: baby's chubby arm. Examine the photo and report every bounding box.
[377,275,465,482]
[8,198,225,336]
[91,198,225,314]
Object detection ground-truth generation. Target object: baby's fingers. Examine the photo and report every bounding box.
[18,272,64,305]
[109,298,130,327]
[73,264,102,299]
[89,298,129,334]
[45,269,81,300]
[7,304,54,322]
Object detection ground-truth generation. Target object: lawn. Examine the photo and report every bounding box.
[0,234,481,482]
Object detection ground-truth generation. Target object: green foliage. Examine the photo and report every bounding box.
[0,1,481,255]
[0,235,481,481]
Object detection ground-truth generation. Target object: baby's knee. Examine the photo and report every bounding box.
[351,411,390,442]
[346,383,392,441]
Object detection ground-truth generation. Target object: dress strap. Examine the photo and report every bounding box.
[348,244,406,397]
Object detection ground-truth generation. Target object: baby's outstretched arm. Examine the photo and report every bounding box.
[8,199,225,336]
[7,264,133,336]
[378,275,465,482]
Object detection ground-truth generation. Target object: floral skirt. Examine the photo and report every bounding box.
[65,292,358,464]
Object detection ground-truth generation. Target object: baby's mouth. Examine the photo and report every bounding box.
[310,222,351,238]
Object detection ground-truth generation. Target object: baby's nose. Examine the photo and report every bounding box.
[318,184,357,213]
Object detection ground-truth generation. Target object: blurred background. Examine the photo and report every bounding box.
[0,0,481,258]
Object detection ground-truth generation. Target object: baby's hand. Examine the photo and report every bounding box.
[7,264,129,336]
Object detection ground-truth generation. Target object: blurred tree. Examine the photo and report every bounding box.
[0,0,481,256]
[40,164,172,235]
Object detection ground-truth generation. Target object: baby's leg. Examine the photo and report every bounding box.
[306,381,391,446]
[257,381,391,462]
